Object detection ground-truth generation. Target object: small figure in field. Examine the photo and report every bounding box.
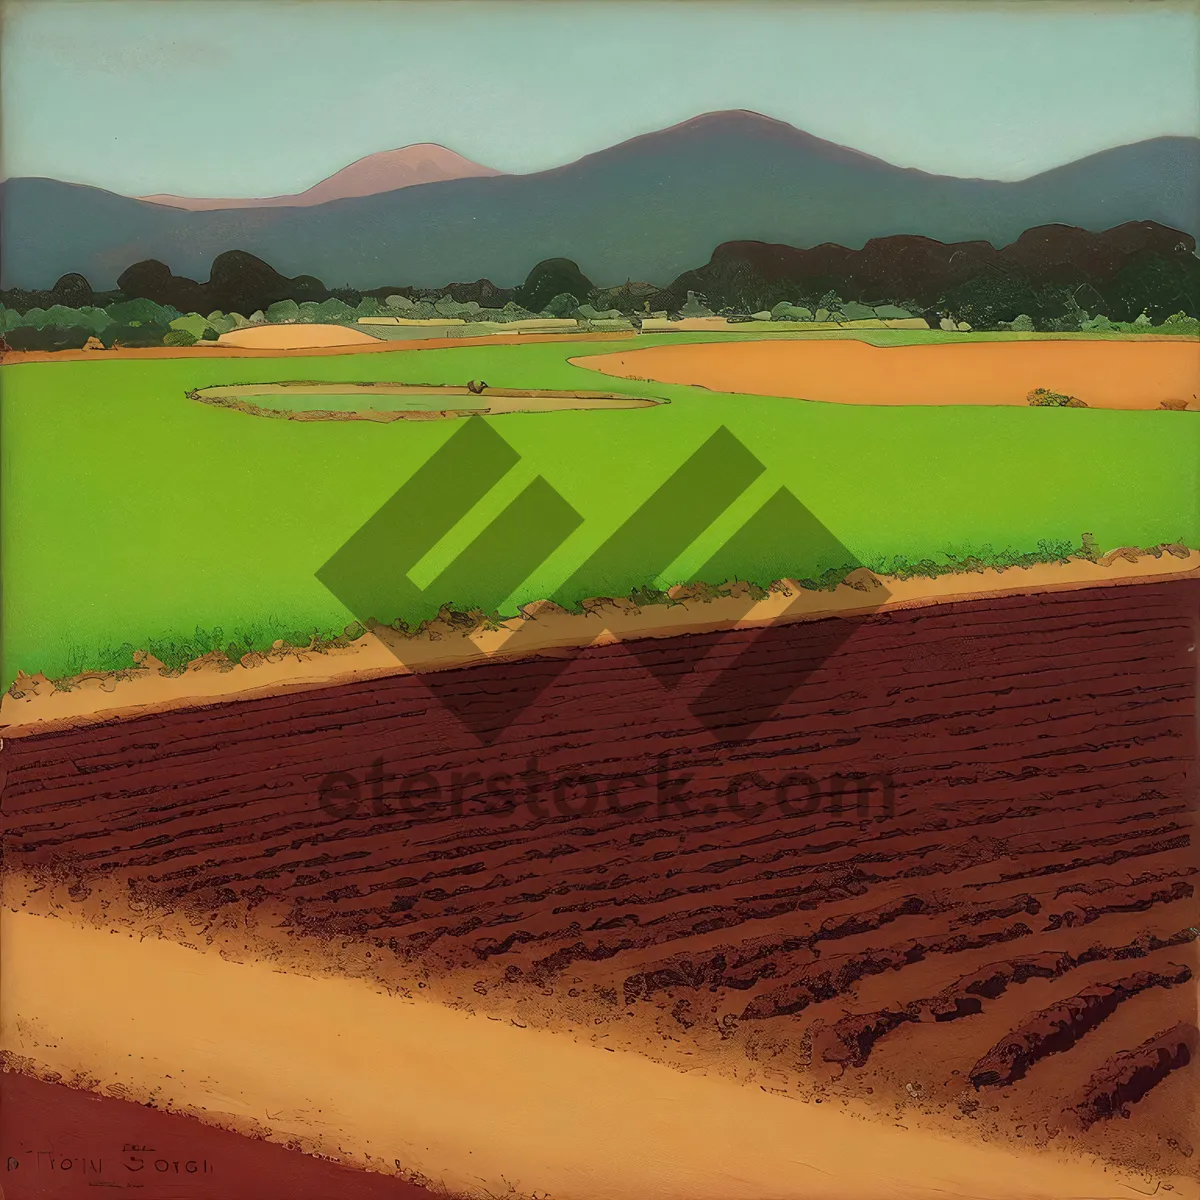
[467,379,488,394]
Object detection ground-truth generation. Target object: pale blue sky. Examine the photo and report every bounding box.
[3,1,1197,195]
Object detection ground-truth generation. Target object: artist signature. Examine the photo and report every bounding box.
[5,1144,215,1181]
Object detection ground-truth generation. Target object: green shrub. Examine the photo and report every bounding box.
[15,307,49,329]
[541,292,580,318]
[103,324,171,348]
[6,325,93,350]
[266,299,300,323]
[839,301,876,321]
[1027,387,1086,408]
[107,298,175,326]
[315,298,354,322]
[1162,311,1200,335]
[163,329,198,347]
[169,313,215,340]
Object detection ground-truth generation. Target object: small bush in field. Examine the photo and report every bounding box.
[1027,387,1087,408]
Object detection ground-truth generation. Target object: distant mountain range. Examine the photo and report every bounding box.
[2,110,1197,290]
[136,145,502,210]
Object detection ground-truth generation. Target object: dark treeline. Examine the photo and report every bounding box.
[2,222,1197,342]
[665,221,1200,328]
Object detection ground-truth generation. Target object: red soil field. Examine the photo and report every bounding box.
[577,337,1200,408]
[2,579,1196,1182]
[0,1071,440,1200]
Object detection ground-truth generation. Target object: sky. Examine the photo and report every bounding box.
[2,0,1198,196]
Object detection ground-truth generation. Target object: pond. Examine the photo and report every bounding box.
[187,381,662,420]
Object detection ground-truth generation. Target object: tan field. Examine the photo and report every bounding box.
[575,337,1200,409]
[215,322,383,349]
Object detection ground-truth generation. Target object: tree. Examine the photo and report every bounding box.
[7,325,92,351]
[316,298,354,322]
[51,273,93,307]
[939,269,1040,329]
[542,292,579,318]
[514,259,593,314]
[106,297,174,326]
[169,314,216,340]
[839,301,876,321]
[1101,252,1200,323]
[266,299,300,323]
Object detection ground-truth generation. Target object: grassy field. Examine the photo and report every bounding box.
[3,333,1198,684]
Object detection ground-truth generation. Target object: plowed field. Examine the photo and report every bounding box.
[2,578,1196,1191]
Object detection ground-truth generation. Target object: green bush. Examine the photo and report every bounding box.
[1027,387,1087,408]
[839,301,876,321]
[169,313,215,340]
[771,302,814,321]
[315,298,354,323]
[103,324,171,348]
[163,329,198,347]
[266,299,300,323]
[6,325,93,350]
[1163,311,1200,335]
[542,293,580,318]
[107,297,176,326]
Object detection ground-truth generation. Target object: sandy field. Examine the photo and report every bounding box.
[575,338,1200,409]
[0,330,630,364]
[215,323,385,349]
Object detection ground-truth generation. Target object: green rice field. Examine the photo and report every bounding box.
[2,332,1197,684]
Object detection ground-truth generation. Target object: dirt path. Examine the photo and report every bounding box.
[574,338,1200,409]
[0,330,629,365]
[2,578,1195,1195]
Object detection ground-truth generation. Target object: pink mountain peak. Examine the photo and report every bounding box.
[138,144,503,211]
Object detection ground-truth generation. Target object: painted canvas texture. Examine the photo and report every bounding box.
[1,3,1198,1199]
